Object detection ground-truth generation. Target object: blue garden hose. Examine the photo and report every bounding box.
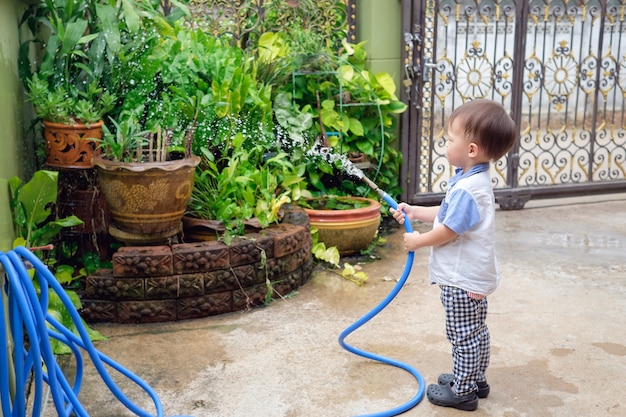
[338,176,425,416]
[0,246,192,417]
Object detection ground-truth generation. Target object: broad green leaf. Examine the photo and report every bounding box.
[18,170,58,226]
[32,216,83,248]
[120,0,141,33]
[386,100,408,113]
[376,72,398,97]
[54,266,75,285]
[60,20,88,56]
[342,263,356,276]
[12,237,27,249]
[324,247,340,266]
[349,118,364,136]
[97,4,121,54]
[321,99,335,110]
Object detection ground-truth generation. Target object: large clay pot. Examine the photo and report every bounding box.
[43,120,103,168]
[93,156,200,244]
[303,196,381,254]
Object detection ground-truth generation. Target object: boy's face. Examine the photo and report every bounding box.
[445,118,475,171]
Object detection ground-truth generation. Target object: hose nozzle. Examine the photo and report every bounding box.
[360,175,398,211]
[359,173,414,233]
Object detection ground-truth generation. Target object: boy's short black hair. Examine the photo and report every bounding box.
[448,99,517,161]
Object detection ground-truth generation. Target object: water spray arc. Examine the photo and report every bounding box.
[338,166,425,417]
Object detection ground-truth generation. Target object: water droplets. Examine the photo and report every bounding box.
[305,146,364,179]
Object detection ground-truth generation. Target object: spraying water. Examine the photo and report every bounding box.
[306,146,365,177]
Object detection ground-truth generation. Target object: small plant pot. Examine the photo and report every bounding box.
[94,156,200,245]
[302,196,381,254]
[43,120,103,168]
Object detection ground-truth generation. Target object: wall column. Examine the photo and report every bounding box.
[0,0,30,251]
[356,0,402,87]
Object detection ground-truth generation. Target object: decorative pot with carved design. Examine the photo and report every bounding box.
[43,120,103,168]
[93,155,200,245]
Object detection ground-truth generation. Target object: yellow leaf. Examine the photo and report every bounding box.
[353,272,368,282]
[342,262,356,276]
[340,64,354,82]
[376,72,397,96]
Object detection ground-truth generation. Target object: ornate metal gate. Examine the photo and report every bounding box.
[401,0,626,209]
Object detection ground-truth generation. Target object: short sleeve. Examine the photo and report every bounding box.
[440,188,481,235]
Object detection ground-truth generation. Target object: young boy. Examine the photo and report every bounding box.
[391,99,517,411]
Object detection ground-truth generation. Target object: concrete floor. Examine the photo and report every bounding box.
[69,194,626,417]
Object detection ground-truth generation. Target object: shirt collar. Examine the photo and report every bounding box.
[450,162,490,189]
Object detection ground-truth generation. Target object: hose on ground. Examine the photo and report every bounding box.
[0,246,191,417]
[338,184,425,417]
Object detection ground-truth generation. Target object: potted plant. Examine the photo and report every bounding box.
[298,195,381,255]
[92,14,197,244]
[94,10,283,245]
[255,34,403,255]
[18,0,145,168]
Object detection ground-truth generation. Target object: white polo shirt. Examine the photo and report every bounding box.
[429,163,499,295]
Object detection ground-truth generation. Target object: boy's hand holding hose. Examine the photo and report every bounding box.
[390,203,423,252]
[390,203,457,252]
[390,202,412,224]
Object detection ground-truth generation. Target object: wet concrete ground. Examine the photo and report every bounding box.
[69,194,625,417]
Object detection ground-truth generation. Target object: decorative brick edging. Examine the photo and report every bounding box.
[80,206,313,323]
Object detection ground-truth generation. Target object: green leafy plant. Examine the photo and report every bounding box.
[309,226,340,266]
[9,170,83,250]
[99,110,151,162]
[309,229,368,285]
[251,30,407,201]
[18,0,151,124]
[25,74,116,124]
[292,41,406,199]
[102,15,273,163]
[8,170,106,354]
[187,132,307,241]
[298,195,372,210]
[340,263,368,285]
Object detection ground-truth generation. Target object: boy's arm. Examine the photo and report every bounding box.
[404,224,457,251]
[411,205,440,223]
[392,204,440,223]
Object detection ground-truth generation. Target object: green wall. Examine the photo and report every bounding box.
[357,0,402,89]
[0,0,27,252]
[356,0,403,151]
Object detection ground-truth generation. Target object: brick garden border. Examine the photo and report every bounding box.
[80,206,313,323]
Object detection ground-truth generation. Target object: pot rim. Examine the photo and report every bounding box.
[93,155,201,172]
[301,196,381,219]
[43,119,104,129]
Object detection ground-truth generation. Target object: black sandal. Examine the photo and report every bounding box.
[426,381,478,411]
[438,373,490,398]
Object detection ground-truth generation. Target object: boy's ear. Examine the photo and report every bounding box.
[468,142,479,157]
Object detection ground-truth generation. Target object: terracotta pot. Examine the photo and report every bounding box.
[93,156,200,244]
[43,120,103,168]
[303,196,381,254]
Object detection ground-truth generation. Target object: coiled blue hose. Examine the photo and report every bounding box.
[338,188,425,416]
[0,246,191,417]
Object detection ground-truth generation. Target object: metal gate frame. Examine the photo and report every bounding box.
[400,0,626,209]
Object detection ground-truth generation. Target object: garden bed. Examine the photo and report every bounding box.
[80,206,313,323]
